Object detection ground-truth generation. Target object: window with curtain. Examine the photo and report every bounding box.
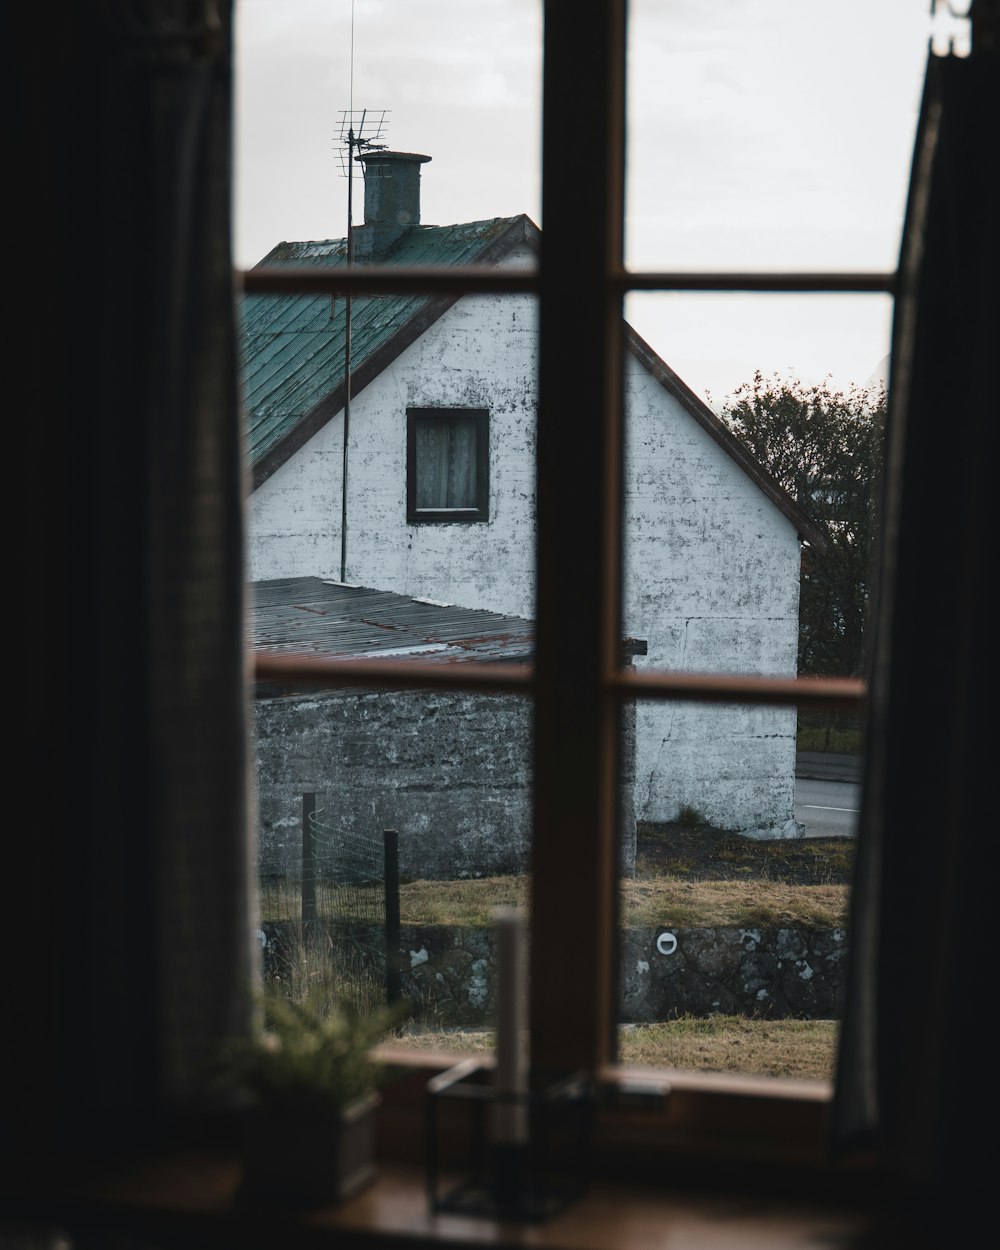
[239,3,994,1215]
[408,408,489,521]
[19,6,994,1236]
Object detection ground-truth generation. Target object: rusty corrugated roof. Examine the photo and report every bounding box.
[250,576,533,667]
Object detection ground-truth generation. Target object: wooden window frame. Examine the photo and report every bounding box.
[245,0,877,1168]
[406,407,490,524]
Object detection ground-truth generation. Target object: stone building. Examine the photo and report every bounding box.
[250,576,642,880]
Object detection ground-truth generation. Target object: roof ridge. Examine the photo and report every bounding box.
[253,215,528,268]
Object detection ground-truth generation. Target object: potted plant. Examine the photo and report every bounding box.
[219,986,399,1206]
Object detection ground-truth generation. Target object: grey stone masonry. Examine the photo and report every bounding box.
[259,922,847,1025]
[400,924,846,1024]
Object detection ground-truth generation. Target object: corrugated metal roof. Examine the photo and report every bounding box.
[250,576,533,666]
[242,218,523,468]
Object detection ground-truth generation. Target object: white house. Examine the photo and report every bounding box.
[244,151,824,852]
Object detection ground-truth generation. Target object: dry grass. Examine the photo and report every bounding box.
[398,875,846,930]
[258,879,384,925]
[398,875,528,926]
[261,873,847,930]
[622,878,847,928]
[396,1017,838,1082]
[263,924,386,1017]
[618,1016,837,1081]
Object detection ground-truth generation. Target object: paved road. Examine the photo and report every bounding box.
[793,751,862,838]
[794,777,860,838]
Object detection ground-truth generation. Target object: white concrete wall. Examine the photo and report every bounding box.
[250,262,801,837]
[622,359,801,835]
[249,246,538,620]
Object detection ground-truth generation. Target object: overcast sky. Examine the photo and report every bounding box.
[234,1,958,405]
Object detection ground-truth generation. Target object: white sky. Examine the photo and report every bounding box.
[234,1,961,405]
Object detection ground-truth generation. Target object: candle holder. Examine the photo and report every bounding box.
[424,1059,595,1221]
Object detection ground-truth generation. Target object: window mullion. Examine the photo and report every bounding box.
[531,0,627,1076]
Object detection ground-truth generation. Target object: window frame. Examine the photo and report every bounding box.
[406,406,490,524]
[246,0,879,1164]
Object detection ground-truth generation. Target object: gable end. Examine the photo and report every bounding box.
[624,325,828,553]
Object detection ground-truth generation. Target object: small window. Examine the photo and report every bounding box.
[407,408,489,523]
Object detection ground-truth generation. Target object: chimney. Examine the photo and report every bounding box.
[354,151,432,258]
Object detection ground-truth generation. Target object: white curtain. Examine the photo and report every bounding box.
[415,417,478,509]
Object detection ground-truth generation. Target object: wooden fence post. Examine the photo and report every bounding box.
[302,793,317,930]
[383,829,401,1005]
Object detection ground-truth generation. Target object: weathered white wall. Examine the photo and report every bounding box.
[622,360,801,836]
[249,246,538,620]
[250,259,801,837]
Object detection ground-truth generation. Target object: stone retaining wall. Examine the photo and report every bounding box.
[261,922,846,1023]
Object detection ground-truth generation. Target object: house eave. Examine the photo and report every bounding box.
[624,325,829,554]
[250,215,540,490]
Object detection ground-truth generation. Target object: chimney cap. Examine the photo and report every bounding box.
[356,150,432,166]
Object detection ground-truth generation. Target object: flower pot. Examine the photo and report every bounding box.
[239,1090,381,1207]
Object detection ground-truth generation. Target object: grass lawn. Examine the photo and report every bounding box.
[388,874,847,930]
[395,1016,838,1082]
[260,830,852,930]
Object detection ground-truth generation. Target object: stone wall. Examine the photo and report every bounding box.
[618,925,846,1021]
[254,687,535,881]
[255,679,638,882]
[401,925,845,1024]
[261,922,847,1024]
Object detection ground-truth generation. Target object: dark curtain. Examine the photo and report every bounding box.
[10,1,255,1148]
[833,47,997,1209]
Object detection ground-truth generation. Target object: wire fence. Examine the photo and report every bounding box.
[258,795,401,1016]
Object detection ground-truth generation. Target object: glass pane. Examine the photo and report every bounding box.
[624,292,890,682]
[252,661,533,1034]
[626,0,929,272]
[415,416,479,510]
[617,293,879,1080]
[234,0,542,271]
[237,3,543,1048]
[619,699,857,1082]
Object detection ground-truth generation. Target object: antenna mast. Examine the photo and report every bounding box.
[334,108,389,584]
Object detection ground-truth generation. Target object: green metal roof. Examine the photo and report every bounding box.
[242,216,530,478]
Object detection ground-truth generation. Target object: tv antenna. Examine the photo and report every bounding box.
[333,108,389,583]
[335,109,390,179]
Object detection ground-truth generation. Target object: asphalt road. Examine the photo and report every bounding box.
[794,777,860,838]
[794,752,861,838]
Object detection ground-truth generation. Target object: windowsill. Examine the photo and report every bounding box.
[407,513,490,523]
[2,1155,880,1250]
[375,1046,838,1175]
[1,1052,893,1248]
